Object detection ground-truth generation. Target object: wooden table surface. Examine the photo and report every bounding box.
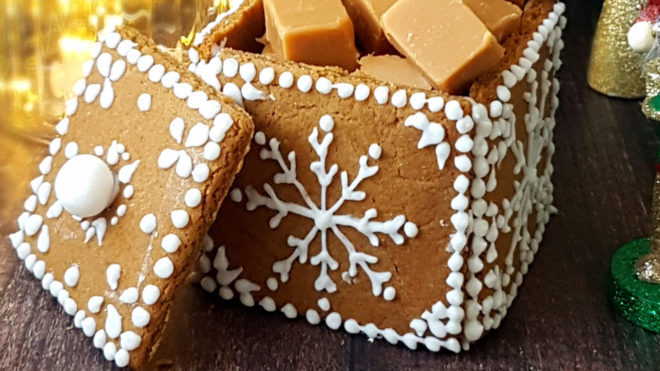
[1,1,660,370]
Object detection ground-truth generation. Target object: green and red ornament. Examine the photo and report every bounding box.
[610,3,660,333]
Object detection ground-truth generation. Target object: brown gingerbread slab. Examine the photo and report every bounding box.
[6,26,253,368]
[188,0,564,354]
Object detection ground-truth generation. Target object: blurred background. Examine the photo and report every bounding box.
[0,0,222,224]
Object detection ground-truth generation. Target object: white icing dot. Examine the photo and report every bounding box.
[383,286,396,301]
[105,304,122,339]
[203,142,221,161]
[171,209,189,228]
[281,303,298,319]
[81,316,96,337]
[116,204,127,217]
[239,62,256,82]
[168,117,185,144]
[391,89,407,108]
[88,296,104,313]
[161,71,180,88]
[315,77,332,94]
[297,75,313,93]
[278,71,294,88]
[173,82,193,99]
[445,100,463,120]
[319,115,334,132]
[335,83,354,98]
[230,188,243,203]
[185,188,202,208]
[103,342,117,361]
[192,164,210,183]
[93,330,106,349]
[137,93,152,111]
[33,260,46,279]
[96,52,112,77]
[200,276,217,292]
[354,83,370,101]
[37,182,51,205]
[38,156,52,175]
[161,234,181,253]
[24,215,43,236]
[131,307,151,328]
[404,222,418,238]
[187,90,208,110]
[306,309,321,325]
[266,277,278,291]
[109,60,126,81]
[24,195,37,212]
[114,349,129,367]
[118,160,140,184]
[200,99,222,120]
[254,132,266,146]
[325,312,342,330]
[154,257,174,278]
[63,265,80,287]
[185,122,210,148]
[259,296,277,312]
[148,64,165,83]
[259,67,275,85]
[119,287,139,304]
[117,39,136,56]
[139,213,157,234]
[137,55,154,72]
[16,242,30,260]
[24,254,36,271]
[368,144,382,160]
[142,284,160,305]
[106,264,121,290]
[123,185,134,199]
[72,79,86,96]
[55,118,70,135]
[222,58,239,77]
[317,297,330,311]
[374,86,389,105]
[65,98,78,116]
[63,142,79,159]
[99,78,115,109]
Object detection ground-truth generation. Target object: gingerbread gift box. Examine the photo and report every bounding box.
[191,0,566,352]
[6,26,254,368]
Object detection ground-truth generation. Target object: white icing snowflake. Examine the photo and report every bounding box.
[238,115,417,299]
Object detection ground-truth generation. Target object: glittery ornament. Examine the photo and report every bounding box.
[610,238,660,333]
[588,0,647,98]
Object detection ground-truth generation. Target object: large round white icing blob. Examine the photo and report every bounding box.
[54,154,119,218]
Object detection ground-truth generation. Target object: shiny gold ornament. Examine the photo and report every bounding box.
[588,0,647,98]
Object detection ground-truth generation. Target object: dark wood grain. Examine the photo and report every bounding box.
[1,1,659,370]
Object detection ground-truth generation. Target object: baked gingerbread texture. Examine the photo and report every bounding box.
[6,26,254,368]
[190,0,565,352]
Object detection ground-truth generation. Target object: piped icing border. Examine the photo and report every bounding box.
[190,1,565,353]
[7,27,240,367]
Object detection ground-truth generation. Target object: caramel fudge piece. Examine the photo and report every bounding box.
[194,0,266,60]
[358,55,431,89]
[7,26,253,368]
[343,0,398,54]
[462,0,522,42]
[381,0,505,94]
[263,0,359,71]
